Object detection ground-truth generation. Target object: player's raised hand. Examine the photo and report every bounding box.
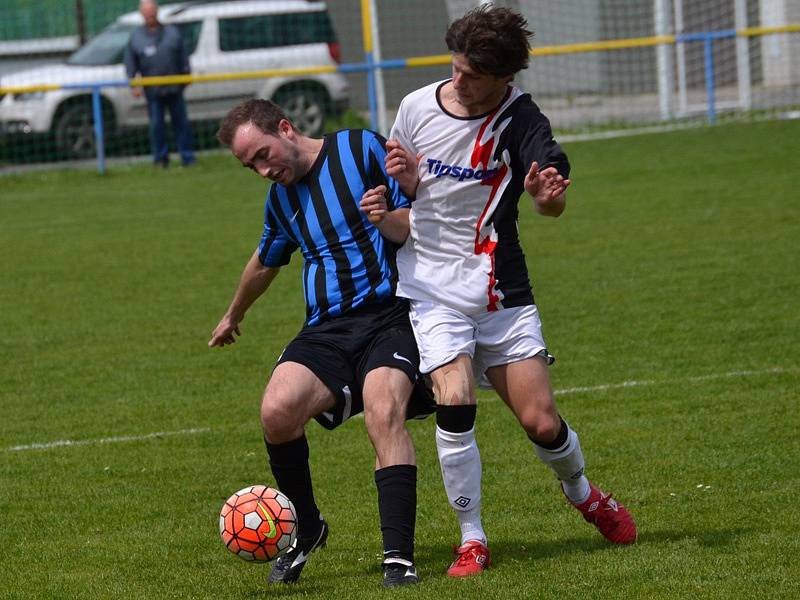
[360,185,388,224]
[525,161,570,216]
[208,314,242,348]
[385,139,422,198]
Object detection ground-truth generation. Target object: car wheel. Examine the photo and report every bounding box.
[54,102,112,159]
[273,89,327,137]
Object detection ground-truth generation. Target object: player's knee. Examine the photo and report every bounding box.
[364,394,407,439]
[261,392,305,442]
[433,381,473,406]
[520,410,561,443]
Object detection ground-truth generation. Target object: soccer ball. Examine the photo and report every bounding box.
[219,485,298,562]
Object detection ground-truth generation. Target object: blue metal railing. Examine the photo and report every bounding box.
[5,25,797,173]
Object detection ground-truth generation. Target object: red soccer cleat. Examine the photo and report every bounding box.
[447,540,491,577]
[570,482,637,545]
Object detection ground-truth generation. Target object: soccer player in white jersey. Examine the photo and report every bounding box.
[362,4,637,577]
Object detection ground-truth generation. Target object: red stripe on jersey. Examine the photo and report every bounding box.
[470,97,502,169]
[471,107,509,312]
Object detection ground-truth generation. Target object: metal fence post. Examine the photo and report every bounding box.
[703,35,716,124]
[360,0,378,132]
[91,86,106,174]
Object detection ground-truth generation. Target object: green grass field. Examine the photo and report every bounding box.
[1,120,799,599]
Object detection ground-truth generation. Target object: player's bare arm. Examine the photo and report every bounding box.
[209,251,281,347]
[360,185,410,244]
[385,139,421,199]
[525,161,570,218]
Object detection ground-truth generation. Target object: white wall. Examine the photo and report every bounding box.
[760,0,800,85]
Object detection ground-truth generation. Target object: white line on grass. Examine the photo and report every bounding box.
[6,368,794,453]
[558,122,704,143]
[5,427,210,453]
[553,367,794,396]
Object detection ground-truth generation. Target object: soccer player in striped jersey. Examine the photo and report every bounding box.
[209,99,431,588]
[372,5,638,577]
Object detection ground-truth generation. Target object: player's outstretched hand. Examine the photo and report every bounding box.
[385,139,422,198]
[208,315,241,348]
[360,185,388,224]
[525,161,570,216]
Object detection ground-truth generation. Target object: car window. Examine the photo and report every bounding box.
[176,21,202,54]
[218,11,335,52]
[66,23,137,66]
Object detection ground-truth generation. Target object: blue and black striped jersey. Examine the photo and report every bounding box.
[257,129,409,326]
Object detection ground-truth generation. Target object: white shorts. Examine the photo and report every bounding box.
[407,301,554,388]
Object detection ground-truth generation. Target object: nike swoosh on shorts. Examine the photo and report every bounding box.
[393,352,413,366]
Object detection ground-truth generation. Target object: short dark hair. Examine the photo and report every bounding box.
[445,4,533,77]
[216,99,291,147]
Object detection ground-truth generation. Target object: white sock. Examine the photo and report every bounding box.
[436,425,487,545]
[533,425,591,504]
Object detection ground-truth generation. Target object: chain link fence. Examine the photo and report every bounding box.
[1,0,799,172]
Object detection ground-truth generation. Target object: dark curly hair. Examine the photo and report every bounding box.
[445,4,533,77]
[216,99,291,147]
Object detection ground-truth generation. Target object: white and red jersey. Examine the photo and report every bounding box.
[391,80,570,315]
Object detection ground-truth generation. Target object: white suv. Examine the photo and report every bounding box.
[0,0,349,158]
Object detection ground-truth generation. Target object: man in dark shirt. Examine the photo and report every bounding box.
[209,98,431,587]
[124,0,195,167]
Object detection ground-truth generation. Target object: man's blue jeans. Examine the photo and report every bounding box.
[145,91,195,166]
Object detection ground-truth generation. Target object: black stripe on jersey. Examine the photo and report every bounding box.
[282,184,330,318]
[368,144,390,193]
[257,203,274,265]
[348,129,368,184]
[267,186,297,247]
[364,139,401,285]
[495,94,570,179]
[301,261,311,320]
[312,257,328,319]
[260,188,296,266]
[305,171,358,314]
[326,134,385,293]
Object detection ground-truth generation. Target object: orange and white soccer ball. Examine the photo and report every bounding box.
[219,485,298,562]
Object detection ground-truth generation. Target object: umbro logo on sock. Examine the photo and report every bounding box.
[570,467,585,480]
[454,496,471,508]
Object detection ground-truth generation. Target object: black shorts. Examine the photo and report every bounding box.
[276,297,435,430]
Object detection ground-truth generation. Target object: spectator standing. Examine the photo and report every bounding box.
[124,0,195,167]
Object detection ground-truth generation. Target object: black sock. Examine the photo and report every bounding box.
[375,464,417,563]
[265,435,321,539]
[436,404,477,433]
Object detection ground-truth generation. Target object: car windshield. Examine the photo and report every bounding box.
[66,23,137,66]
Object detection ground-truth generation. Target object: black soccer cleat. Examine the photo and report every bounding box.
[382,557,420,588]
[268,516,329,584]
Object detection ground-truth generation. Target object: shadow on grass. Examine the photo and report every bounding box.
[412,536,609,572]
[237,557,383,598]
[234,527,755,595]
[413,526,754,572]
[634,526,755,548]
[242,582,333,598]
